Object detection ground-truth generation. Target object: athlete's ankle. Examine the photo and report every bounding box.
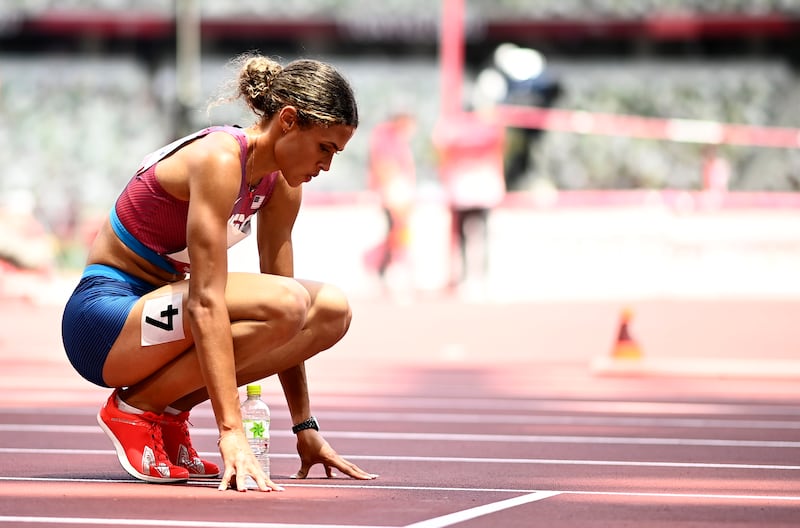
[116,390,163,415]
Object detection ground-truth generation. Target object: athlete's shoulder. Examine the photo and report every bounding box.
[185,127,245,171]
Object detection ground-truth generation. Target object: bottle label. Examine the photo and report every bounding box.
[243,419,270,440]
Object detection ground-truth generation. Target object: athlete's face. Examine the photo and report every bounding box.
[276,120,356,187]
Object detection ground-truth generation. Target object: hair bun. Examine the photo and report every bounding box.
[215,52,357,127]
[239,56,283,110]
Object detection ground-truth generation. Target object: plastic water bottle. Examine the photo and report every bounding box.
[241,384,270,484]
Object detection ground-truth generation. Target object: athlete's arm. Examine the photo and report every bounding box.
[255,175,375,480]
[255,174,313,422]
[183,135,241,435]
[256,173,301,276]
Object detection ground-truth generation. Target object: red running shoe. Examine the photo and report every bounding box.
[97,391,189,483]
[160,411,220,478]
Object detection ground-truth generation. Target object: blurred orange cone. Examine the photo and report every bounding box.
[612,308,642,360]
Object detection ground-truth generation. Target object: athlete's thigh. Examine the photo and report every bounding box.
[292,278,345,309]
[102,280,194,387]
[103,272,309,386]
[224,272,311,322]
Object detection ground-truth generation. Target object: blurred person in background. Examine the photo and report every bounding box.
[61,53,377,492]
[366,112,417,293]
[702,144,732,192]
[0,189,56,274]
[433,111,505,294]
[700,144,732,209]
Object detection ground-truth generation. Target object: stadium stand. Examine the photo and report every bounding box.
[5,0,800,18]
[0,0,799,213]
[532,61,800,191]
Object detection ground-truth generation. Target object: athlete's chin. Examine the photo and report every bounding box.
[281,173,304,187]
[298,174,316,185]
[282,170,317,187]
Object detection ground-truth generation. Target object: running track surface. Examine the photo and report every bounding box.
[1,295,800,527]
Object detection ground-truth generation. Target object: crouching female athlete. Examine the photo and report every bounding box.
[61,53,377,491]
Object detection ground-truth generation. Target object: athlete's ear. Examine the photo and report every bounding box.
[278,106,298,132]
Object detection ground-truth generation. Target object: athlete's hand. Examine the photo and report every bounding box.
[291,429,378,480]
[217,431,284,492]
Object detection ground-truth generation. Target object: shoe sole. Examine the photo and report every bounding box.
[187,471,221,479]
[96,412,189,484]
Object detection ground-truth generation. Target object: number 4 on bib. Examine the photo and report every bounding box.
[141,293,185,346]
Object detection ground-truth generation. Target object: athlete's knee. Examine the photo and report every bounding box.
[272,279,311,333]
[246,277,310,339]
[313,283,352,348]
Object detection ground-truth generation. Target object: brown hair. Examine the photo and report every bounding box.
[231,53,358,128]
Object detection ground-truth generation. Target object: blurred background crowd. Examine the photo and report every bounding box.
[4,0,800,18]
[1,0,799,295]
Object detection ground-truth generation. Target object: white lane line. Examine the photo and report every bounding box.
[401,491,561,528]
[0,517,387,528]
[2,448,800,471]
[343,455,800,471]
[2,479,799,503]
[560,490,800,502]
[326,431,800,448]
[289,484,800,502]
[7,409,800,430]
[1,425,798,448]
[0,478,539,494]
[284,485,800,503]
[306,411,800,430]
[311,397,800,417]
[4,397,800,417]
[0,476,135,484]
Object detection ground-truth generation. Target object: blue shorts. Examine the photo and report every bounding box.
[61,264,156,387]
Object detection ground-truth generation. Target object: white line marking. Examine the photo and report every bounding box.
[252,484,800,503]
[289,484,800,502]
[2,448,800,471]
[343,455,800,471]
[0,517,388,528]
[280,485,800,503]
[0,425,98,434]
[1,425,798,448]
[7,408,800,430]
[281,483,537,493]
[0,448,112,455]
[310,396,800,417]
[560,490,800,502]
[401,491,561,528]
[4,397,800,416]
[0,476,135,484]
[312,411,800,430]
[1,479,799,503]
[0,478,538,494]
[325,431,800,448]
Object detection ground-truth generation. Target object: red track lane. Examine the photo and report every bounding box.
[1,295,800,527]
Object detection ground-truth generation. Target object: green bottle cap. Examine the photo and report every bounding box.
[246,385,262,397]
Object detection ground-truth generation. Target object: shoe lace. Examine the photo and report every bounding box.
[142,412,173,465]
[164,413,200,459]
[177,419,200,459]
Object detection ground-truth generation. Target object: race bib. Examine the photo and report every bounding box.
[141,293,185,346]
